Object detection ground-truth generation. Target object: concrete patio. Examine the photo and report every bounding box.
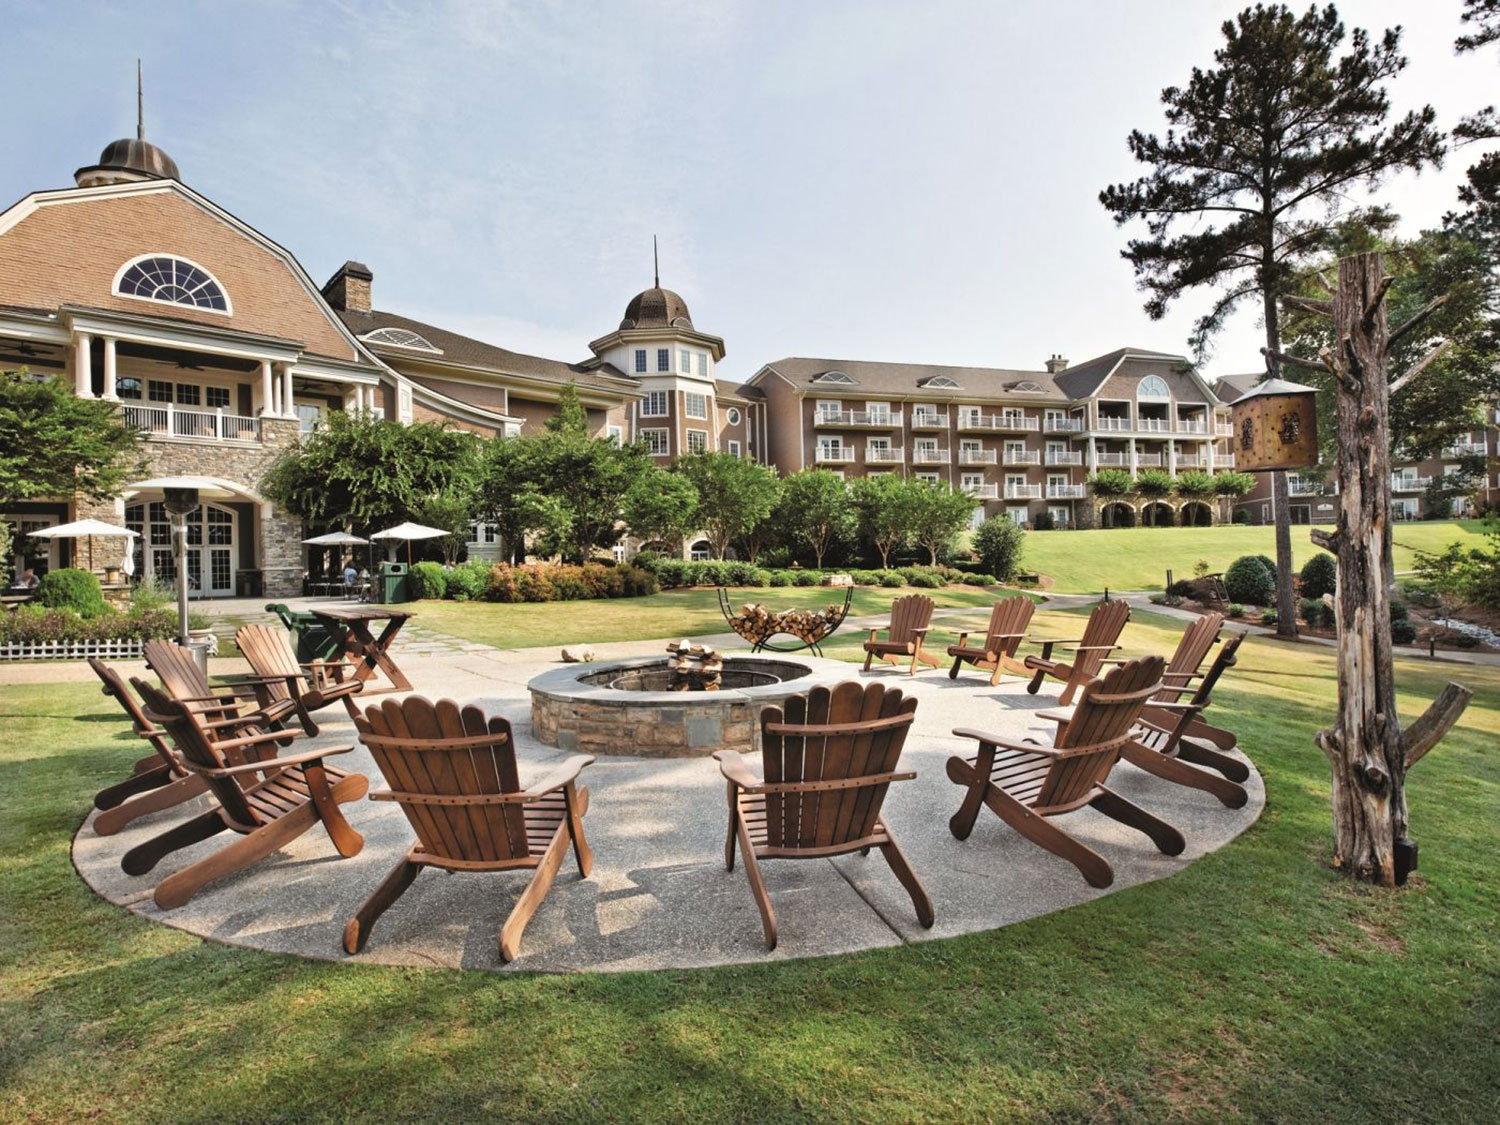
[71,638,1265,973]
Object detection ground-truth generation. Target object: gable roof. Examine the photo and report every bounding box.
[752,357,1072,401]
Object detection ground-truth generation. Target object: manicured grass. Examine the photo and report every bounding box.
[1019,519,1489,593]
[2,611,1498,1119]
[411,583,1008,649]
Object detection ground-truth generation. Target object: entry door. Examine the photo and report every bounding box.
[3,514,58,583]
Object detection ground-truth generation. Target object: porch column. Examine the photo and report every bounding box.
[280,364,295,418]
[73,332,93,397]
[1087,435,1097,473]
[1128,438,1137,476]
[260,359,274,416]
[1168,439,1177,476]
[100,336,118,400]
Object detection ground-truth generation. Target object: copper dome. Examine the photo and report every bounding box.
[620,286,693,330]
[75,137,181,186]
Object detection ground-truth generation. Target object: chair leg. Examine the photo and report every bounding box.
[94,763,175,811]
[945,756,989,841]
[1121,741,1248,809]
[1026,667,1047,695]
[862,648,875,672]
[723,784,739,871]
[94,772,210,836]
[1175,738,1250,783]
[1184,718,1238,751]
[564,783,592,877]
[121,807,228,876]
[734,811,778,950]
[499,824,568,963]
[294,700,321,738]
[1089,786,1186,856]
[877,822,934,929]
[153,802,320,909]
[343,854,422,954]
[981,783,1115,888]
[305,765,368,858]
[948,653,964,679]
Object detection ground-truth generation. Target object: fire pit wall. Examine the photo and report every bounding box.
[529,656,817,758]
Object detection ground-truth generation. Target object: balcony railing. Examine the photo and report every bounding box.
[1043,416,1084,433]
[1046,484,1087,499]
[814,448,856,464]
[1215,422,1234,437]
[1175,418,1208,434]
[1095,452,1129,467]
[1212,454,1236,468]
[1288,476,1333,496]
[1004,483,1043,500]
[958,448,998,464]
[1095,416,1132,432]
[1444,442,1486,458]
[866,447,905,463]
[124,403,260,443]
[910,413,950,429]
[911,447,950,464]
[1045,451,1083,466]
[1135,418,1173,433]
[957,413,1039,432]
[1002,450,1040,466]
[1175,456,1209,469]
[1135,454,1164,468]
[814,409,902,428]
[962,482,999,499]
[1391,475,1432,492]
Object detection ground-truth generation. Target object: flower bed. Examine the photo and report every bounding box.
[0,606,177,661]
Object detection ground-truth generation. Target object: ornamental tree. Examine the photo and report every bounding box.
[851,473,923,568]
[622,466,699,554]
[1087,468,1134,496]
[909,482,977,566]
[675,451,781,560]
[1174,469,1218,496]
[775,469,854,568]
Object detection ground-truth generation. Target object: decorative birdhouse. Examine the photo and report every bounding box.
[1230,378,1319,472]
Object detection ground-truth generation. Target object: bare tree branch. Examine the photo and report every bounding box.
[1401,683,1473,769]
[1283,295,1335,317]
[1389,338,1453,396]
[1361,275,1397,329]
[1389,293,1450,345]
[1260,346,1332,375]
[1314,271,1337,294]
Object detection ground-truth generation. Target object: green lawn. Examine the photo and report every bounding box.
[1019,519,1490,593]
[2,612,1498,1120]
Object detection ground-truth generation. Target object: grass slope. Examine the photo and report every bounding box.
[1020,519,1489,593]
[2,612,1498,1120]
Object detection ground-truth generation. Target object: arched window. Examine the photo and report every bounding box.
[1138,375,1171,399]
[813,370,855,384]
[114,255,230,313]
[1013,380,1044,393]
[920,375,960,389]
[362,327,441,353]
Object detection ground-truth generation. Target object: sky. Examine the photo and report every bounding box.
[1,0,1492,384]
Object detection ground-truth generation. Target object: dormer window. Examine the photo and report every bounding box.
[1013,380,1044,393]
[920,375,960,389]
[1138,375,1171,400]
[813,370,855,385]
[362,327,441,353]
[114,255,230,313]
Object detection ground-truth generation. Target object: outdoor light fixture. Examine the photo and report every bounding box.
[1229,378,1319,472]
[162,486,200,516]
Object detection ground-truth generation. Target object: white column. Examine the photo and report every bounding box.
[280,365,295,418]
[101,336,118,400]
[259,360,273,416]
[74,332,93,397]
[1087,435,1097,473]
[1168,439,1177,476]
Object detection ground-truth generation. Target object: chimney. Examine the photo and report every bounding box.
[322,260,373,313]
[1044,353,1069,374]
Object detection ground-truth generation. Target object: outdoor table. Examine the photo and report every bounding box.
[308,605,415,692]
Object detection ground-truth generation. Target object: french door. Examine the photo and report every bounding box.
[125,502,237,597]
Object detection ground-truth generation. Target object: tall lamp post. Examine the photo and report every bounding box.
[162,485,199,646]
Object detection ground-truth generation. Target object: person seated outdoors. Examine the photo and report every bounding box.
[343,561,358,589]
[20,569,39,590]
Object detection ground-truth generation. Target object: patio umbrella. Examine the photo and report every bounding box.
[28,518,139,572]
[370,521,448,565]
[302,531,373,582]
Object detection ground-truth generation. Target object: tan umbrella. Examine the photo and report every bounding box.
[370,521,448,565]
[29,518,139,571]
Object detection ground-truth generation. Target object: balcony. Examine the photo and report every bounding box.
[1135,454,1164,468]
[957,413,1039,433]
[1004,483,1043,500]
[1095,416,1132,432]
[1043,416,1084,433]
[910,413,950,429]
[1002,450,1040,466]
[962,482,999,499]
[1215,422,1234,437]
[1444,442,1486,458]
[1095,452,1130,467]
[1212,454,1236,468]
[1045,451,1083,466]
[958,448,998,465]
[1175,455,1209,469]
[814,409,902,429]
[814,447,855,464]
[865,447,905,464]
[1046,483,1087,499]
[1135,417,1173,434]
[124,403,261,443]
[911,447,950,464]
[1175,418,1208,434]
[1391,476,1432,492]
[1288,476,1333,496]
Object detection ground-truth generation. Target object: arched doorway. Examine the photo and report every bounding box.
[1141,501,1175,527]
[1180,501,1213,527]
[1100,502,1135,528]
[125,501,237,597]
[688,539,712,561]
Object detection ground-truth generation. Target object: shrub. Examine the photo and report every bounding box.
[908,571,941,588]
[973,517,1025,584]
[1298,598,1333,628]
[849,569,882,586]
[766,569,792,587]
[631,550,663,573]
[444,561,490,601]
[655,559,689,588]
[1390,616,1417,644]
[35,568,108,618]
[1031,511,1055,531]
[1227,603,1245,617]
[1224,555,1275,605]
[1192,558,1211,578]
[129,577,174,614]
[410,561,447,600]
[879,571,904,587]
[1390,599,1410,622]
[1231,509,1250,524]
[1298,552,1337,600]
[1167,580,1198,599]
[1148,593,1170,605]
[1254,555,1277,580]
[0,604,177,645]
[1259,607,1278,625]
[792,569,821,587]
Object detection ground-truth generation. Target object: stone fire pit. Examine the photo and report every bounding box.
[529,653,828,757]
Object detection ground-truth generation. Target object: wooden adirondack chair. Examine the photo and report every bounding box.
[88,657,213,836]
[862,594,941,675]
[143,639,300,735]
[123,677,367,909]
[714,681,934,949]
[1122,632,1250,807]
[1023,599,1131,704]
[344,696,594,962]
[235,623,364,737]
[946,596,1037,686]
[947,656,1184,888]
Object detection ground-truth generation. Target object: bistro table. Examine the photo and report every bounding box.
[309,605,415,692]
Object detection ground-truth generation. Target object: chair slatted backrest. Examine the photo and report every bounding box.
[88,657,178,770]
[760,681,918,850]
[143,639,216,709]
[887,595,935,646]
[132,677,264,828]
[354,696,528,865]
[985,596,1036,657]
[1185,630,1243,708]
[235,623,303,708]
[1072,600,1133,680]
[1158,612,1224,699]
[1038,655,1164,810]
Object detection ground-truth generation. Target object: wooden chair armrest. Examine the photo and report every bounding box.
[1146,698,1210,712]
[1028,637,1084,646]
[952,727,1065,757]
[1035,708,1074,725]
[1161,671,1203,681]
[523,754,596,799]
[1071,643,1123,651]
[190,742,350,778]
[911,626,930,636]
[953,631,971,646]
[195,711,292,732]
[207,726,308,754]
[866,627,881,641]
[713,749,762,790]
[1149,682,1199,697]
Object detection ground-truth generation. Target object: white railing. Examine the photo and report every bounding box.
[911,448,950,463]
[1136,418,1173,433]
[1391,476,1432,492]
[910,413,950,429]
[1095,417,1132,431]
[1043,416,1084,433]
[958,448,998,464]
[958,413,1039,432]
[866,447,905,463]
[1002,450,1040,466]
[124,403,260,443]
[1444,442,1486,458]
[963,482,999,499]
[1135,454,1164,468]
[1004,483,1043,500]
[1215,423,1234,437]
[1096,452,1130,466]
[815,448,855,464]
[1045,451,1083,466]
[1176,418,1208,434]
[1175,456,1209,469]
[1212,454,1236,468]
[1046,484,1087,499]
[814,409,901,427]
[1288,476,1330,496]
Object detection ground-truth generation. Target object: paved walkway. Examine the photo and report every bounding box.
[71,636,1265,974]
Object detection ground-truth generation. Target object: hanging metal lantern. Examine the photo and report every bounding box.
[1230,378,1319,472]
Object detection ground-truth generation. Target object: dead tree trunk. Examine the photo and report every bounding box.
[1303,252,1472,885]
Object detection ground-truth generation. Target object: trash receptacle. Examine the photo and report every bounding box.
[264,602,347,662]
[377,562,410,604]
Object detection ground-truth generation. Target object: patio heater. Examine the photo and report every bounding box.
[162,485,199,646]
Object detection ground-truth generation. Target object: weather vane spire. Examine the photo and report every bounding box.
[653,235,659,289]
[136,59,144,141]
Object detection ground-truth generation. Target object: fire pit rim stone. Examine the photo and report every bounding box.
[527,654,835,709]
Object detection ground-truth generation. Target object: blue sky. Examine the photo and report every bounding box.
[2,1,1490,382]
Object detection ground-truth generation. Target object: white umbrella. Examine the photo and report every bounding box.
[370,521,448,565]
[301,531,371,546]
[29,518,139,572]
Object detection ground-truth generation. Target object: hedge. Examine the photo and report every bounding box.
[35,568,109,618]
[0,605,177,644]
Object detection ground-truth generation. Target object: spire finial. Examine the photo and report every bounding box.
[136,59,144,141]
[653,235,659,289]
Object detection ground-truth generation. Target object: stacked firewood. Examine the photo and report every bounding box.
[665,640,724,691]
[729,603,843,646]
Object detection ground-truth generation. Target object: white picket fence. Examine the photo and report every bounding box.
[0,638,145,661]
